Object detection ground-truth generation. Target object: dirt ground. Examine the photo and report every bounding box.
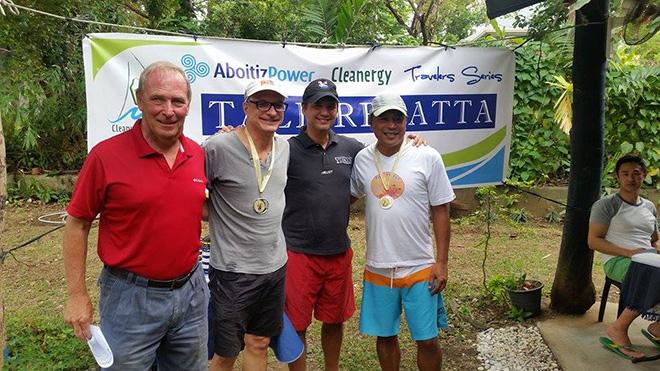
[0,203,611,370]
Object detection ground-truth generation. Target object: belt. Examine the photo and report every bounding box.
[105,264,198,290]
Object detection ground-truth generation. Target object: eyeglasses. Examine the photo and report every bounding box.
[247,100,288,112]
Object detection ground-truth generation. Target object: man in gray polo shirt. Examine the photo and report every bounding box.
[205,79,290,371]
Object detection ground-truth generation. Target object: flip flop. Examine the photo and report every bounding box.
[599,337,646,361]
[641,329,660,348]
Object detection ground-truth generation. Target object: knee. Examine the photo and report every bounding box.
[322,322,343,332]
[245,334,270,352]
[416,338,439,352]
[377,335,398,345]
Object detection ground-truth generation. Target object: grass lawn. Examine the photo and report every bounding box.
[0,203,609,370]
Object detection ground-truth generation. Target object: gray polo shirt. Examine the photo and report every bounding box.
[204,131,289,274]
[283,128,364,255]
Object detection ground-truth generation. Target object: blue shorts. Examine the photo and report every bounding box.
[359,269,448,341]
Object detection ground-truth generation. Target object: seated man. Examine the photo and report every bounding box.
[588,154,659,359]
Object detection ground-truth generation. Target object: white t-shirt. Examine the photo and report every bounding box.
[351,143,455,268]
[589,193,658,264]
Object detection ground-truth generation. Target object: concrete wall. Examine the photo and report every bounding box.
[454,186,659,218]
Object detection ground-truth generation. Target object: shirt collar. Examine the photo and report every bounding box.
[131,120,192,158]
[297,126,338,149]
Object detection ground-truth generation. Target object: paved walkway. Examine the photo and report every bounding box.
[538,301,659,370]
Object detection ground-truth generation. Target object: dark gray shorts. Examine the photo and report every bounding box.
[209,264,286,358]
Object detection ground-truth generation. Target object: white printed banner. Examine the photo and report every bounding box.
[82,33,515,188]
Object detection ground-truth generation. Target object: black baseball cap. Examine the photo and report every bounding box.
[302,78,339,103]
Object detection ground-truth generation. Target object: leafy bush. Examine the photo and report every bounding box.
[508,34,573,185]
[473,186,530,224]
[1,2,657,188]
[544,208,563,223]
[485,273,535,321]
[8,176,70,204]
[508,37,659,187]
[5,315,94,370]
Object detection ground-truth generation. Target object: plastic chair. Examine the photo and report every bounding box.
[598,276,624,322]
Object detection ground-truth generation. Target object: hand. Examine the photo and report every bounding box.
[406,133,427,147]
[64,293,94,340]
[217,125,235,134]
[629,248,649,257]
[428,262,448,295]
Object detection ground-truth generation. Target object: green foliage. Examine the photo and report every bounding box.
[512,0,569,41]
[600,43,660,189]
[544,208,564,223]
[206,0,308,42]
[506,305,531,322]
[5,315,94,370]
[507,35,659,187]
[509,208,531,224]
[485,273,533,321]
[8,176,70,204]
[486,274,517,305]
[473,186,529,224]
[302,0,340,42]
[508,35,572,185]
[1,0,657,184]
[0,0,139,172]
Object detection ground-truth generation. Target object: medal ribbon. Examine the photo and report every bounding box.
[373,139,407,191]
[244,126,276,195]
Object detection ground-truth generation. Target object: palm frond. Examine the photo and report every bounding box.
[547,75,573,135]
[302,0,338,42]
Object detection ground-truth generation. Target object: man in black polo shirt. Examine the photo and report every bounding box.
[283,80,424,370]
[283,78,362,371]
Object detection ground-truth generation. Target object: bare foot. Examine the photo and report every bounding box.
[606,325,645,358]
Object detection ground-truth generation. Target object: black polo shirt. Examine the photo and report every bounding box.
[283,128,364,255]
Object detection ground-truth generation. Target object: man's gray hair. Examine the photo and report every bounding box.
[137,61,192,101]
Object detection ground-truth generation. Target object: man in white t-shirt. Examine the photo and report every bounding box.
[588,154,659,360]
[351,94,455,370]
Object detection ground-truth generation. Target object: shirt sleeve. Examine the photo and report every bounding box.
[589,195,620,225]
[204,138,221,190]
[350,153,366,198]
[66,151,107,221]
[426,149,456,206]
[643,200,658,234]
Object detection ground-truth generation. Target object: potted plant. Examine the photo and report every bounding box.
[487,273,544,320]
[506,273,544,317]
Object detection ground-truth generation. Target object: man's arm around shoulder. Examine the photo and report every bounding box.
[430,203,450,295]
[63,215,94,340]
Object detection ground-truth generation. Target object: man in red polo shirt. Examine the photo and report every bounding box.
[63,61,209,370]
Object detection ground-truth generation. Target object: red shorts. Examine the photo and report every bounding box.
[285,248,356,331]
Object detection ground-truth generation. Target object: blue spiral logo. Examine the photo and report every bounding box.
[180,54,209,84]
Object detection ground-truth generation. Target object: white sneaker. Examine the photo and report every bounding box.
[87,325,114,368]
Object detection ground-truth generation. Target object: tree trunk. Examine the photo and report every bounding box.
[550,0,609,313]
[0,114,7,368]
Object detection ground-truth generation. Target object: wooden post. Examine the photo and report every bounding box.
[550,0,608,313]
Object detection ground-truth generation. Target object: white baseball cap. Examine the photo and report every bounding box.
[244,79,288,100]
[370,94,407,117]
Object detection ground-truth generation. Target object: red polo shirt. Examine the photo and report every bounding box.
[67,121,207,280]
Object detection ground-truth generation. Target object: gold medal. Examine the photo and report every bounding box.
[244,126,276,214]
[253,198,269,214]
[379,195,394,209]
[373,140,408,210]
